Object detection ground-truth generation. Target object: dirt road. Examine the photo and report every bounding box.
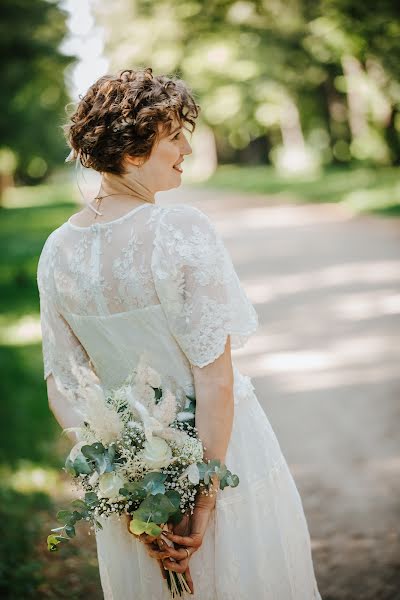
[165,185,400,600]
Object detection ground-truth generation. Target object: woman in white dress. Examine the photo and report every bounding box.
[37,67,321,599]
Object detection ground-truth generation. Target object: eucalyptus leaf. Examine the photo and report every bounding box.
[229,473,239,487]
[107,444,116,463]
[144,522,162,536]
[65,524,76,538]
[165,489,181,510]
[120,481,148,501]
[85,491,99,507]
[47,534,67,552]
[72,453,93,475]
[81,442,105,457]
[208,459,221,471]
[219,477,227,490]
[71,499,87,511]
[129,519,148,536]
[197,462,207,480]
[168,509,184,526]
[81,442,114,474]
[133,493,177,524]
[71,511,83,522]
[141,472,167,495]
[56,510,73,525]
[216,464,228,480]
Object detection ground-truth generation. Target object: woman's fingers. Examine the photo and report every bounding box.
[126,516,158,545]
[162,556,189,574]
[169,512,190,537]
[164,531,202,549]
[183,564,194,595]
[139,532,158,545]
[157,558,167,580]
[147,545,190,561]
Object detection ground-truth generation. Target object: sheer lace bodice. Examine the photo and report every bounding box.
[37,202,258,406]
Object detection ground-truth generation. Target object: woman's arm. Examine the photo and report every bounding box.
[192,335,234,509]
[144,337,235,579]
[46,374,84,443]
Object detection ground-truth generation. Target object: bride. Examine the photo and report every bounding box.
[37,67,321,599]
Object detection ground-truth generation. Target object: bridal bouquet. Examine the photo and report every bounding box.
[46,355,239,598]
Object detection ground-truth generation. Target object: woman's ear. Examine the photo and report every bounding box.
[125,155,144,167]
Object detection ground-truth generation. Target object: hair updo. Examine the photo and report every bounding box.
[64,67,200,174]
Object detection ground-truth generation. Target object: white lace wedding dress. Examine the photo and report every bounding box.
[37,201,321,600]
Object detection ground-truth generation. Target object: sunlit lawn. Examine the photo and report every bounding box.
[201,164,400,216]
[0,182,102,599]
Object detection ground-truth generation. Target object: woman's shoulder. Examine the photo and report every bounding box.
[37,224,68,274]
[158,203,215,231]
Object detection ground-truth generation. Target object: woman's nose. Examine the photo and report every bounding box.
[181,134,192,156]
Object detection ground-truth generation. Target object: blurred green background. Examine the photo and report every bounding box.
[1,0,399,598]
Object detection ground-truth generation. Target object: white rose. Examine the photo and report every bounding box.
[98,472,126,500]
[142,437,173,469]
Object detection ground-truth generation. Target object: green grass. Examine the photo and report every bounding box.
[0,182,102,599]
[199,164,400,215]
[0,185,77,464]
[0,486,52,599]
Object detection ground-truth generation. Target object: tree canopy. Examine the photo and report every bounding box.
[96,0,400,168]
[0,0,74,183]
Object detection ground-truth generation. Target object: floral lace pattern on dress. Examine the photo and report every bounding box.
[151,206,258,367]
[37,203,258,379]
[37,231,95,407]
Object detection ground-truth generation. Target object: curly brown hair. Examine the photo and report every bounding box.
[64,67,200,174]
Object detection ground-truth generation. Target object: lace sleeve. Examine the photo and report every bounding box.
[37,233,96,411]
[151,205,258,368]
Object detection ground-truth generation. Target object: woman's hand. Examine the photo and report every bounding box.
[126,513,195,593]
[162,499,215,569]
[147,513,195,593]
[125,515,168,581]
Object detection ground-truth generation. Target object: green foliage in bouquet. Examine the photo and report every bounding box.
[198,459,240,490]
[46,356,240,587]
[64,441,116,477]
[47,493,100,551]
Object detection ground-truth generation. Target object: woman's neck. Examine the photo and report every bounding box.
[99,163,155,204]
[89,163,156,218]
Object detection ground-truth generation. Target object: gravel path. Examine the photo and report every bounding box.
[163,185,400,600]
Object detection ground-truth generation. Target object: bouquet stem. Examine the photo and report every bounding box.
[166,570,192,597]
[160,526,192,597]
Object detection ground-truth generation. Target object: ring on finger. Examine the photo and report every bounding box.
[184,548,190,559]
